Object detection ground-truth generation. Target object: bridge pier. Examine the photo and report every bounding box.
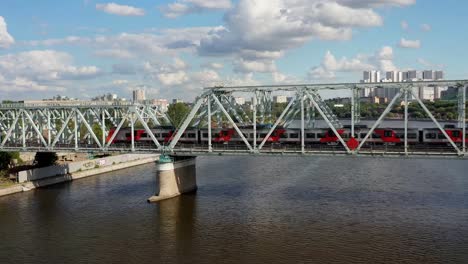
[148,156,197,203]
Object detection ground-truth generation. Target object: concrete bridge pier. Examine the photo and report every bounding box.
[148,156,197,203]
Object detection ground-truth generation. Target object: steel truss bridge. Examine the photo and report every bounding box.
[1,80,467,159]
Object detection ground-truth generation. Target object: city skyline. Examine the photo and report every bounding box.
[1,0,468,101]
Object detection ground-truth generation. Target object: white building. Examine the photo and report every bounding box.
[147,99,168,112]
[273,95,288,103]
[362,70,381,83]
[133,89,146,102]
[234,97,246,105]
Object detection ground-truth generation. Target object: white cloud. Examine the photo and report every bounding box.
[162,0,232,18]
[0,50,102,93]
[94,49,135,59]
[0,16,14,48]
[421,23,431,32]
[375,46,397,71]
[198,0,413,73]
[157,71,189,86]
[309,46,397,80]
[202,62,224,70]
[336,0,416,8]
[234,59,277,73]
[417,58,444,69]
[26,27,215,59]
[399,38,421,49]
[96,3,145,16]
[113,79,129,85]
[309,50,374,80]
[401,20,408,30]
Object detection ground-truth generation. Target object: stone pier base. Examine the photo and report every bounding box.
[148,156,197,203]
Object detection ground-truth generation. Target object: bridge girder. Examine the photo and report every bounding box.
[1,80,467,158]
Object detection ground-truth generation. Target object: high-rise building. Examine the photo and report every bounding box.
[362,70,381,83]
[132,89,145,102]
[423,70,434,80]
[363,71,371,82]
[435,71,444,80]
[407,70,417,80]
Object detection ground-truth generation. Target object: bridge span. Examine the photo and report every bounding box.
[1,80,467,159]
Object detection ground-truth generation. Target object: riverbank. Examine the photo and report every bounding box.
[0,154,158,197]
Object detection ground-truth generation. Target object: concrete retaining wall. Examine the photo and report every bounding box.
[18,154,158,183]
[1,155,158,197]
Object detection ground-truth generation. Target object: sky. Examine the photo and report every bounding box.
[0,0,468,101]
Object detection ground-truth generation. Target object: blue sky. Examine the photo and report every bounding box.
[0,0,467,101]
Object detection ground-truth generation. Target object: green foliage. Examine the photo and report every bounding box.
[167,102,190,127]
[0,152,20,170]
[34,152,58,168]
[327,100,466,120]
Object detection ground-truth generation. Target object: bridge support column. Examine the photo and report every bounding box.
[148,156,197,203]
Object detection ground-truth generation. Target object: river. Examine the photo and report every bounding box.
[1,156,467,264]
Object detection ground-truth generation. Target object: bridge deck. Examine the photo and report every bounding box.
[1,142,466,159]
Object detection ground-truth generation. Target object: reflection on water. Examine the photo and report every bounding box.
[1,156,468,264]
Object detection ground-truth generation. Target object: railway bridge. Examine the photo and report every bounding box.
[1,80,467,201]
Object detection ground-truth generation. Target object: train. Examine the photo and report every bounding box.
[106,124,468,150]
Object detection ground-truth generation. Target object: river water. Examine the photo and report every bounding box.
[1,156,467,264]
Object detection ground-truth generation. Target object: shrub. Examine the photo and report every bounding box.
[0,151,20,170]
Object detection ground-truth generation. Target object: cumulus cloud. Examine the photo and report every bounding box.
[0,50,102,92]
[309,46,397,80]
[197,0,413,76]
[309,50,374,80]
[26,27,215,60]
[202,62,224,70]
[0,16,14,48]
[401,20,408,30]
[399,38,421,49]
[336,0,416,8]
[161,0,232,18]
[421,23,431,32]
[96,3,145,16]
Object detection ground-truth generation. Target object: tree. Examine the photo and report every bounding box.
[34,152,58,168]
[167,103,190,128]
[0,152,20,170]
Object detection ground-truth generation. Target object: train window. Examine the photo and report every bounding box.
[125,133,131,137]
[372,133,381,139]
[452,131,460,137]
[188,133,196,138]
[280,133,288,138]
[396,133,405,139]
[306,133,315,138]
[142,133,148,138]
[407,133,417,139]
[317,133,325,138]
[341,133,349,139]
[162,133,169,138]
[384,131,392,137]
[202,133,209,138]
[438,133,445,139]
[289,133,299,138]
[260,133,268,138]
[425,133,436,139]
